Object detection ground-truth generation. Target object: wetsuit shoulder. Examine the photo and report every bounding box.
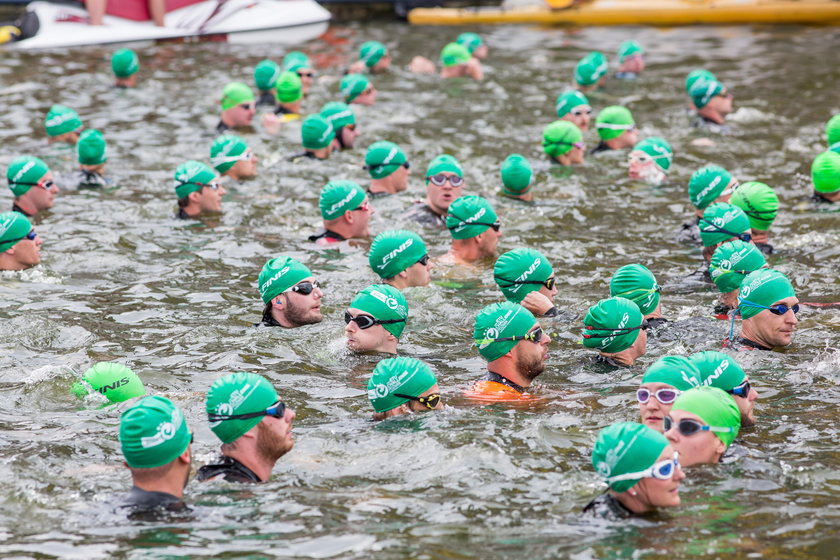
[195,456,262,483]
[403,202,445,228]
[582,492,634,520]
[121,486,188,513]
[215,121,232,135]
[11,202,31,217]
[308,228,346,244]
[588,141,611,155]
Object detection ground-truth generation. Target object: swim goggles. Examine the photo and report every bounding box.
[737,298,799,316]
[208,400,286,422]
[636,387,679,405]
[663,416,734,436]
[570,107,592,116]
[727,379,751,398]
[446,215,501,232]
[548,139,585,150]
[394,392,441,410]
[213,150,255,165]
[605,452,680,483]
[364,160,409,173]
[178,180,222,191]
[416,254,430,266]
[698,219,752,242]
[12,179,56,190]
[283,281,320,296]
[344,311,405,330]
[427,174,464,187]
[582,319,649,339]
[494,276,556,290]
[475,326,547,345]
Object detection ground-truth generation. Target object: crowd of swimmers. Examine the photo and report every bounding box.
[2,31,837,521]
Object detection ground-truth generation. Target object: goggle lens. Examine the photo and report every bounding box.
[428,174,464,187]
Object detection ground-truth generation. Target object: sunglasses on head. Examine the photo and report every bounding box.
[570,107,593,116]
[637,387,680,405]
[475,326,548,345]
[583,319,649,339]
[1,229,38,246]
[663,416,734,436]
[208,400,286,422]
[738,298,800,316]
[283,280,320,296]
[727,379,752,398]
[427,174,464,187]
[416,254,430,266]
[394,392,441,410]
[606,452,680,483]
[495,276,556,291]
[344,310,406,329]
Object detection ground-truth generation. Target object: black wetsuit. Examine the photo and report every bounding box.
[588,141,612,155]
[288,151,318,163]
[274,105,297,116]
[121,486,189,517]
[583,492,634,520]
[482,371,526,394]
[11,202,30,216]
[308,228,346,244]
[215,121,232,135]
[403,202,445,228]
[754,242,774,256]
[646,317,669,330]
[75,169,108,188]
[676,216,702,245]
[725,336,772,351]
[195,456,262,483]
[691,115,731,135]
[176,208,196,220]
[257,91,277,107]
[367,189,391,199]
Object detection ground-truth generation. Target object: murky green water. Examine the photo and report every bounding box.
[1,21,839,559]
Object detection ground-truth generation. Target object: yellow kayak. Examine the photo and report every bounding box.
[408,0,840,26]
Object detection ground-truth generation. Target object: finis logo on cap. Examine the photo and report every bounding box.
[510,258,541,294]
[45,113,75,128]
[12,160,36,184]
[0,217,14,238]
[679,370,700,388]
[376,238,413,270]
[453,207,486,232]
[694,175,723,205]
[328,189,358,214]
[704,360,730,384]
[260,266,291,295]
[380,147,398,166]
[140,408,184,449]
[326,109,353,123]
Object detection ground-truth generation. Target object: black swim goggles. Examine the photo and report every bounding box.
[495,276,556,290]
[364,161,410,172]
[726,379,752,398]
[208,400,286,422]
[582,319,649,339]
[663,416,734,436]
[416,254,430,266]
[475,326,548,345]
[284,281,320,296]
[344,311,406,330]
[394,393,441,410]
[446,215,501,232]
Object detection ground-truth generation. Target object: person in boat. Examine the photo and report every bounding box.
[709,240,767,316]
[75,129,109,188]
[274,71,303,119]
[173,160,226,219]
[85,0,166,26]
[637,356,701,433]
[730,181,779,255]
[254,59,281,107]
[210,135,258,181]
[678,165,737,245]
[444,195,502,265]
[574,51,608,93]
[0,212,42,271]
[609,264,666,329]
[664,387,740,467]
[466,302,551,399]
[456,32,488,59]
[364,141,410,197]
[340,74,377,107]
[581,297,648,368]
[404,154,464,228]
[217,82,256,134]
[308,180,373,245]
[689,351,758,427]
[555,90,592,132]
[321,102,358,152]
[498,154,535,202]
[111,48,139,88]
[811,150,840,203]
[257,256,324,328]
[729,269,799,351]
[368,230,432,290]
[347,41,391,75]
[344,284,408,355]
[408,43,483,80]
[615,40,644,80]
[283,51,315,96]
[688,75,734,131]
[627,137,673,185]
[699,202,752,263]
[542,121,585,166]
[45,104,83,145]
[290,115,334,162]
[493,248,560,318]
[6,155,57,217]
[198,372,295,484]
[368,357,443,421]
[590,106,638,154]
[118,396,192,517]
[584,422,685,520]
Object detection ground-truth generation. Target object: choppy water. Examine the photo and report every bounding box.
[1,21,839,560]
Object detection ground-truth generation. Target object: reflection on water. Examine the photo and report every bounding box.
[1,21,839,559]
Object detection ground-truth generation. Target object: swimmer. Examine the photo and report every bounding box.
[664,386,740,467]
[408,43,482,80]
[709,240,768,316]
[274,71,304,118]
[637,356,701,433]
[584,422,685,519]
[0,212,42,271]
[591,106,638,154]
[257,256,324,328]
[445,195,502,264]
[685,69,717,104]
[45,104,83,145]
[730,182,779,255]
[688,74,733,130]
[344,284,408,355]
[457,32,488,59]
[6,155,57,217]
[368,357,443,421]
[404,154,464,228]
[574,51,608,92]
[283,51,315,96]
[609,264,666,329]
[499,154,534,202]
[72,362,145,404]
[581,297,648,368]
[555,90,592,131]
[173,161,225,219]
[322,102,358,151]
[689,351,758,426]
[340,74,377,107]
[75,129,108,188]
[308,180,373,244]
[468,302,550,398]
[615,40,644,80]
[217,82,256,134]
[627,137,673,185]
[730,269,799,351]
[291,114,334,161]
[825,113,840,153]
[493,248,559,317]
[111,48,139,88]
[198,372,295,483]
[810,150,840,203]
[254,59,281,106]
[347,41,391,75]
[210,135,258,181]
[118,396,192,516]
[542,121,585,165]
[368,230,432,290]
[679,165,738,244]
[699,202,752,262]
[364,141,410,196]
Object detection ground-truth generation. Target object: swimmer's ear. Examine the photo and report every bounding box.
[273,296,284,308]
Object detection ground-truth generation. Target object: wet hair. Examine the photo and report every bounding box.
[129,461,175,482]
[177,197,190,209]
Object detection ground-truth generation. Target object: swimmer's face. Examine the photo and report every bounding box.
[297,68,314,92]
[391,162,410,192]
[472,45,488,60]
[426,172,463,214]
[348,197,373,238]
[257,402,295,460]
[633,445,684,509]
[339,125,359,149]
[709,90,734,115]
[227,101,256,127]
[512,323,550,382]
[664,410,726,467]
[632,326,648,358]
[372,55,392,72]
[21,171,58,212]
[619,54,645,74]
[628,152,657,180]
[344,307,394,353]
[538,276,557,302]
[734,377,758,426]
[197,179,226,213]
[478,223,501,257]
[354,86,377,107]
[229,151,258,180]
[562,105,591,131]
[714,178,738,205]
[620,127,640,148]
[404,256,432,287]
[568,143,586,165]
[638,382,677,433]
[5,229,42,270]
[744,295,799,349]
[406,383,443,412]
[274,276,324,327]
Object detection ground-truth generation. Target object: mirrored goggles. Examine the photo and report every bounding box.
[605,452,680,483]
[393,392,441,410]
[208,400,286,422]
[663,416,734,436]
[475,326,547,345]
[636,387,680,405]
[727,379,752,398]
[427,174,464,187]
[283,280,320,296]
[344,311,406,330]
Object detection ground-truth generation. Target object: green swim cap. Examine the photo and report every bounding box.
[699,203,751,247]
[254,59,281,91]
[631,137,673,171]
[617,40,644,62]
[301,114,335,150]
[258,255,313,304]
[500,154,533,195]
[173,160,216,199]
[542,120,583,157]
[456,32,483,54]
[709,240,767,294]
[592,422,669,493]
[6,155,50,196]
[350,284,409,338]
[425,154,463,178]
[359,40,388,68]
[446,195,498,240]
[365,141,406,179]
[45,104,82,137]
[595,106,635,141]
[738,269,796,320]
[367,357,437,413]
[119,396,191,469]
[555,89,590,118]
[276,71,303,103]
[671,387,740,448]
[574,51,608,87]
[685,69,717,94]
[77,129,107,165]
[609,264,660,315]
[111,48,139,78]
[689,78,725,109]
[72,362,145,403]
[321,101,356,132]
[340,73,371,103]
[319,180,365,220]
[369,230,426,279]
[210,134,248,173]
[0,211,33,251]
[641,356,701,391]
[826,113,840,153]
[474,302,537,362]
[283,51,310,73]
[440,42,472,67]
[811,150,840,194]
[730,181,779,231]
[494,248,554,303]
[689,351,746,392]
[206,372,279,444]
[220,82,255,111]
[582,297,644,354]
[688,165,732,210]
